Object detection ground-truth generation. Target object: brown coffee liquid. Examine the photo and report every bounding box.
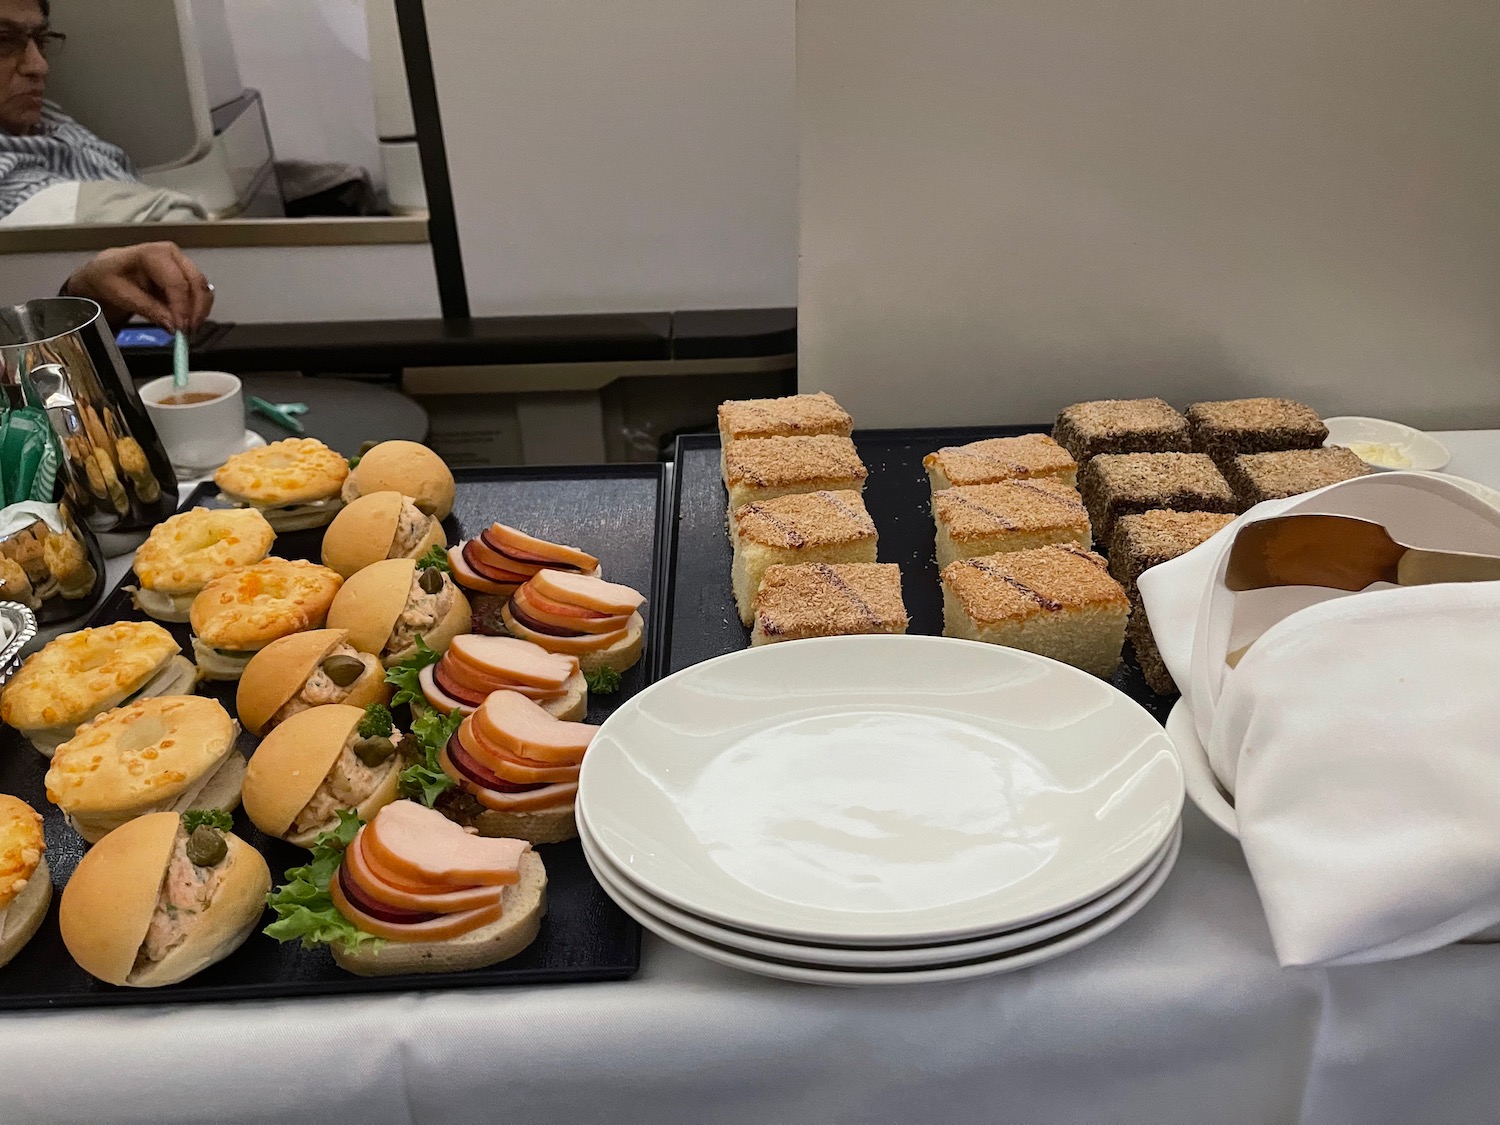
[159,391,223,405]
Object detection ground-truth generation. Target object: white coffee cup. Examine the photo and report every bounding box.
[140,371,245,473]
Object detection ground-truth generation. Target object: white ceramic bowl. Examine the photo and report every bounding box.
[1323,416,1450,472]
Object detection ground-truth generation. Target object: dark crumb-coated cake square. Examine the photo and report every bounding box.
[1128,614,1177,695]
[1108,509,1236,604]
[1079,452,1235,547]
[1052,398,1191,463]
[1186,398,1327,463]
[1223,447,1373,509]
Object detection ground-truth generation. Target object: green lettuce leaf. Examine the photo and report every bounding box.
[415,543,451,573]
[181,808,233,834]
[263,810,383,951]
[399,706,462,807]
[385,635,441,708]
[584,666,622,695]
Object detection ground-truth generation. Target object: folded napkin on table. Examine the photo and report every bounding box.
[1138,472,1500,966]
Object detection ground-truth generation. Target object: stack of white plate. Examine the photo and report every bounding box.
[578,635,1185,985]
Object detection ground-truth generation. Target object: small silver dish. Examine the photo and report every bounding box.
[0,600,38,687]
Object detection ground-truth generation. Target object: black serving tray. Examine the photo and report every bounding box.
[0,464,664,1010]
[662,428,1175,723]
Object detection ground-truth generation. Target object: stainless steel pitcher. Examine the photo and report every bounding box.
[0,297,178,553]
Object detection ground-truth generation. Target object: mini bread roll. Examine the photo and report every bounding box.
[322,491,446,578]
[236,629,389,737]
[345,441,454,519]
[242,704,402,846]
[326,557,470,667]
[59,812,270,987]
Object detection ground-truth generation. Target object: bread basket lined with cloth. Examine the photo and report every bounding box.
[1139,472,1500,967]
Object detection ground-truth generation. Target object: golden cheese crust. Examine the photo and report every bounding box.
[214,437,349,506]
[45,696,236,815]
[0,622,180,729]
[190,558,343,650]
[0,795,45,911]
[133,507,277,595]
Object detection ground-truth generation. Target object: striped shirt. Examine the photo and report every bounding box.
[0,100,139,219]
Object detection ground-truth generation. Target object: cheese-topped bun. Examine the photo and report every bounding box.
[131,507,277,622]
[326,557,470,667]
[0,795,51,969]
[243,704,403,847]
[321,491,446,579]
[214,437,350,531]
[45,696,246,844]
[59,811,270,987]
[236,628,389,738]
[0,621,196,757]
[189,558,344,681]
[343,441,454,520]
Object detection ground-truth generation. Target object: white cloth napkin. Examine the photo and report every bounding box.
[1138,471,1500,966]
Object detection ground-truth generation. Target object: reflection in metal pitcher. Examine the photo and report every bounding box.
[0,500,106,625]
[0,298,178,552]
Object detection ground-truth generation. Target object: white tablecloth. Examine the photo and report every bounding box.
[5,432,1498,1125]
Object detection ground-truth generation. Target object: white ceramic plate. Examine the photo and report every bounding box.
[170,428,265,478]
[1324,416,1450,472]
[578,635,1184,945]
[587,822,1182,987]
[1164,700,1238,838]
[580,802,1179,967]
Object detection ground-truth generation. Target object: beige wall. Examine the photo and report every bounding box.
[423,0,797,315]
[799,0,1500,428]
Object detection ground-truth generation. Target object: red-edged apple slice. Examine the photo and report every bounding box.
[502,603,628,652]
[457,717,581,784]
[436,654,561,702]
[420,664,479,715]
[345,835,503,914]
[510,584,631,635]
[449,544,517,594]
[463,538,534,584]
[529,569,646,616]
[486,523,599,572]
[331,873,504,941]
[440,743,575,809]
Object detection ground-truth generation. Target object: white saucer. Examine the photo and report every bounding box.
[1324,416,1450,472]
[583,822,1182,986]
[170,429,265,479]
[579,802,1179,968]
[579,635,1183,946]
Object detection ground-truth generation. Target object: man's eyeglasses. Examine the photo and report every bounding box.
[0,28,66,62]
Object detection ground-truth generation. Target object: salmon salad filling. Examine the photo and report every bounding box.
[386,572,456,658]
[292,729,404,838]
[136,827,227,969]
[270,644,381,728]
[389,499,432,558]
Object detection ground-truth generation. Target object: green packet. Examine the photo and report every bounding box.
[0,405,61,507]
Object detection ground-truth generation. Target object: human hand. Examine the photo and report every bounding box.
[62,242,214,331]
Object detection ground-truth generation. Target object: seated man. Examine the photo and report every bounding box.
[0,0,201,223]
